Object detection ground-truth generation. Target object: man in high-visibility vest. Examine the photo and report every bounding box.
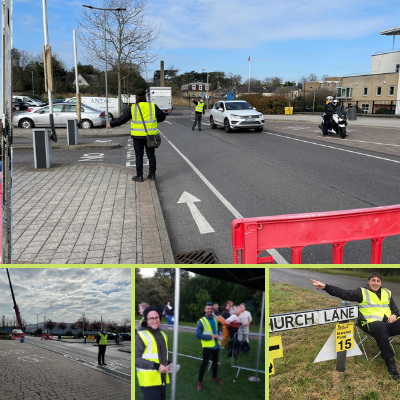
[106,88,166,182]
[192,96,205,131]
[311,272,400,380]
[136,302,149,332]
[135,306,171,400]
[96,329,108,366]
[195,302,224,391]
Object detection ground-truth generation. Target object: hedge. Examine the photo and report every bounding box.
[236,94,289,114]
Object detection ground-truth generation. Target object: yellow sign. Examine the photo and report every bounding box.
[269,336,283,359]
[269,359,275,375]
[269,336,283,375]
[336,322,354,352]
[88,335,95,340]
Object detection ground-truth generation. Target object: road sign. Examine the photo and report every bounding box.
[269,336,283,359]
[4,329,8,333]
[269,306,358,332]
[269,359,275,375]
[336,322,354,352]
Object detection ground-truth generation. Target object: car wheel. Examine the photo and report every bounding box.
[19,118,34,129]
[255,127,263,132]
[210,116,217,129]
[81,119,93,129]
[15,105,20,111]
[108,113,113,121]
[224,118,232,133]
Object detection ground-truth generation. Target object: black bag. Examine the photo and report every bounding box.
[239,340,251,355]
[137,102,161,148]
[227,338,240,359]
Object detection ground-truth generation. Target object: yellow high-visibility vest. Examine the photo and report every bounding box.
[99,333,108,345]
[131,102,158,137]
[199,317,221,348]
[136,330,170,387]
[195,101,204,113]
[359,287,398,326]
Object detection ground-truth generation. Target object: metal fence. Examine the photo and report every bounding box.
[292,100,400,115]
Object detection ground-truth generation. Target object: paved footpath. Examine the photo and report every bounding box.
[0,340,130,400]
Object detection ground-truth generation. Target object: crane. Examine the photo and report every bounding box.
[6,268,23,329]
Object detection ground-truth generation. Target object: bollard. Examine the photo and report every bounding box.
[66,119,79,145]
[58,334,61,340]
[33,129,53,168]
[336,300,350,372]
[84,336,86,344]
[20,335,24,343]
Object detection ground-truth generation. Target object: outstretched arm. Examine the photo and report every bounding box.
[310,279,363,302]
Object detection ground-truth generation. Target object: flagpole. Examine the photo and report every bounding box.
[248,56,251,93]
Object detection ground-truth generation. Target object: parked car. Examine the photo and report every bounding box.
[12,99,29,111]
[119,333,131,341]
[209,100,264,133]
[13,96,45,107]
[13,103,106,129]
[52,99,65,104]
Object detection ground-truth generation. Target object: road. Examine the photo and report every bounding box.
[14,109,400,264]
[269,268,400,306]
[23,336,131,383]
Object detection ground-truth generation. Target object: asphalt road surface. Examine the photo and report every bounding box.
[24,336,131,383]
[14,110,400,264]
[269,268,400,306]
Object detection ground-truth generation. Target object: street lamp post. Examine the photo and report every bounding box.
[202,68,209,110]
[82,5,126,124]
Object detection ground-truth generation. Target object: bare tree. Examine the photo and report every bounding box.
[58,321,67,334]
[44,319,57,334]
[107,320,119,333]
[307,73,319,82]
[263,76,282,87]
[120,317,131,332]
[76,0,161,116]
[91,319,102,334]
[75,313,90,335]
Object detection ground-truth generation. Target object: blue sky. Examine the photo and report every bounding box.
[9,0,400,84]
[0,268,131,325]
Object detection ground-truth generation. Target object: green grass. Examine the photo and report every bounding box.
[302,268,400,283]
[135,329,265,399]
[269,283,400,400]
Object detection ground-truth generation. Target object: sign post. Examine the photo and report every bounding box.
[336,301,352,372]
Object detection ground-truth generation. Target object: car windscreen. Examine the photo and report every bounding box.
[225,102,253,110]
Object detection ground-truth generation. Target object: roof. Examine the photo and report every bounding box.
[182,268,265,291]
[380,26,400,36]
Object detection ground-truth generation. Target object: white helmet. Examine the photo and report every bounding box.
[332,99,338,106]
[326,96,333,101]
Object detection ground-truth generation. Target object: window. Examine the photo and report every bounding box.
[53,105,63,112]
[361,104,370,114]
[337,87,353,98]
[389,86,395,96]
[319,82,323,88]
[192,85,196,90]
[376,87,382,96]
[334,82,339,88]
[327,82,331,88]
[205,85,208,90]
[199,85,202,90]
[396,64,400,73]
[363,87,368,96]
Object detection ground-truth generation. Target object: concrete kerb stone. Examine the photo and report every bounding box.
[14,142,121,150]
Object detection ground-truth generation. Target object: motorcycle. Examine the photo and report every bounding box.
[319,105,348,139]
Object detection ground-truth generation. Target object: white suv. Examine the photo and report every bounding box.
[210,100,264,133]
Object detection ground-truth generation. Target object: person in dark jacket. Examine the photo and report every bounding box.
[106,88,166,182]
[322,99,335,137]
[310,271,400,380]
[135,307,171,400]
[192,96,205,131]
[163,302,174,328]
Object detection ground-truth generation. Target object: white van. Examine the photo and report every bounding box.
[65,96,121,119]
[13,96,45,107]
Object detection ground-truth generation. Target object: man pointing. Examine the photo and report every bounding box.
[310,272,400,379]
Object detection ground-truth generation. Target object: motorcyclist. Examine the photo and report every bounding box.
[322,97,335,137]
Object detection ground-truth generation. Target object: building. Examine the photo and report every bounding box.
[181,82,212,98]
[303,27,400,115]
[25,322,84,335]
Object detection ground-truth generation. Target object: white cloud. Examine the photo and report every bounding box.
[0,268,131,325]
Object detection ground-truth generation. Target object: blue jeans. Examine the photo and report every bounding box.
[166,315,173,325]
[323,116,331,134]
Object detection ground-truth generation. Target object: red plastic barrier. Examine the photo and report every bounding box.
[232,204,400,264]
[41,333,53,340]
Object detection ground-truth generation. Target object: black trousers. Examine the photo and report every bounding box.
[361,318,400,359]
[133,137,156,176]
[98,345,106,364]
[198,348,219,382]
[192,113,203,130]
[141,385,166,400]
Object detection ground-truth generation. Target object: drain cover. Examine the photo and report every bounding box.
[174,249,219,264]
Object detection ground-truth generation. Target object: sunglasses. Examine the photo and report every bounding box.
[205,302,212,305]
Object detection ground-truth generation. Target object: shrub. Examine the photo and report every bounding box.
[237,94,289,115]
[375,107,390,114]
[77,331,84,338]
[66,330,72,336]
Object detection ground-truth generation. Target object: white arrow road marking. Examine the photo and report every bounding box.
[177,191,215,234]
[165,121,172,124]
[95,139,112,142]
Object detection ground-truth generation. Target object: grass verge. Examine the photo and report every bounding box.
[269,283,400,400]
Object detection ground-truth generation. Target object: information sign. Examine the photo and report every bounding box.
[336,322,354,352]
[269,336,283,376]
